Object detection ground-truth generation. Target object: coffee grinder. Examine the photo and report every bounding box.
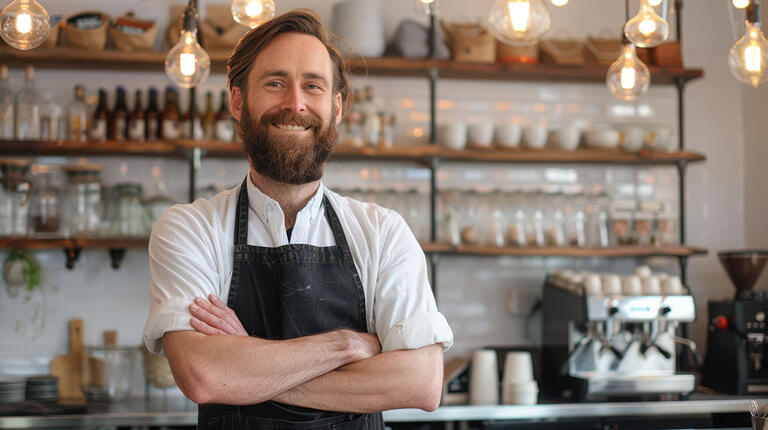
[703,250,768,394]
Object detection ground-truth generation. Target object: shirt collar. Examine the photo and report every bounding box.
[245,175,325,224]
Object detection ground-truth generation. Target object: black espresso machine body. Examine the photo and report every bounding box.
[704,294,768,394]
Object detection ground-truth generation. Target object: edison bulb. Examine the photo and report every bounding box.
[0,0,50,50]
[165,29,210,88]
[413,0,439,15]
[647,0,662,5]
[729,21,768,87]
[488,0,551,46]
[606,44,651,101]
[550,0,568,6]
[231,0,275,28]
[733,0,750,9]
[624,0,669,48]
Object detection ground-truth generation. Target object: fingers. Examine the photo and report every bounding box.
[190,317,226,335]
[190,302,235,334]
[195,296,228,319]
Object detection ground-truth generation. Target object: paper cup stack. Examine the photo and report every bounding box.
[502,352,539,405]
[469,349,499,405]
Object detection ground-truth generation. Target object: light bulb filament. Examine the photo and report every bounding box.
[508,1,530,32]
[180,53,196,77]
[745,44,762,73]
[245,1,263,18]
[15,13,31,34]
[620,67,637,89]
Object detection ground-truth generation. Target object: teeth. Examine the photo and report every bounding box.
[275,124,306,131]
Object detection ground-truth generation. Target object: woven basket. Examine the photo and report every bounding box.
[441,21,496,63]
[140,344,176,388]
[583,38,621,66]
[63,11,109,51]
[108,14,157,52]
[199,5,248,51]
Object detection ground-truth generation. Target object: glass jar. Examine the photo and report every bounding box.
[563,188,586,247]
[438,189,461,246]
[145,182,176,229]
[633,210,654,246]
[525,189,545,247]
[543,187,566,247]
[63,164,103,237]
[487,189,506,247]
[28,165,62,237]
[610,209,634,246]
[110,182,147,237]
[505,190,528,247]
[0,159,32,236]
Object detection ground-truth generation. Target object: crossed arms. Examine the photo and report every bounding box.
[161,295,444,413]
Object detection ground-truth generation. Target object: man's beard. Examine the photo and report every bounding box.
[238,103,338,185]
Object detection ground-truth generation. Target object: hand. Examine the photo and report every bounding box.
[334,329,381,362]
[189,294,249,336]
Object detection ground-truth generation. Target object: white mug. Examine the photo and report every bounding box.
[494,123,522,148]
[551,126,580,151]
[503,351,534,384]
[437,123,467,151]
[468,122,494,148]
[470,349,499,405]
[522,124,548,149]
[620,126,645,152]
[622,275,643,296]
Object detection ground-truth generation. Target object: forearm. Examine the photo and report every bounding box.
[162,330,362,405]
[273,344,444,413]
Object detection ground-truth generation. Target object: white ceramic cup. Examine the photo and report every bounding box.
[622,275,643,296]
[502,380,539,405]
[642,276,662,295]
[663,276,684,295]
[522,124,548,149]
[585,128,620,149]
[634,265,652,278]
[583,274,602,296]
[503,351,534,384]
[551,126,581,151]
[646,125,675,151]
[468,122,494,148]
[602,274,623,296]
[494,123,522,148]
[437,123,467,150]
[620,126,645,152]
[470,349,499,405]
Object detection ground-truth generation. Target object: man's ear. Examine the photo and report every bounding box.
[230,85,243,122]
[333,92,342,126]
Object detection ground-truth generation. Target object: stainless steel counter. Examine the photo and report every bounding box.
[0,395,756,428]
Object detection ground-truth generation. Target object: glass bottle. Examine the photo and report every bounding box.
[203,90,215,140]
[63,164,103,237]
[0,159,32,236]
[14,65,40,140]
[0,65,14,139]
[40,95,64,141]
[161,86,181,141]
[29,165,61,237]
[145,87,160,142]
[215,90,234,141]
[110,86,128,142]
[361,86,380,146]
[181,92,203,140]
[127,89,145,142]
[67,85,88,143]
[89,89,108,142]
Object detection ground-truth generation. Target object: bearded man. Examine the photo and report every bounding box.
[143,9,453,430]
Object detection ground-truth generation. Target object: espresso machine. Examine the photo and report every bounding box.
[542,269,698,401]
[703,250,768,394]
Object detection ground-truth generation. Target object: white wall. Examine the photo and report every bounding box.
[0,0,748,391]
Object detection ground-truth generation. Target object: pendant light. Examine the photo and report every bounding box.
[550,0,568,6]
[624,0,669,48]
[165,0,210,89]
[607,40,651,101]
[729,1,768,88]
[414,0,438,15]
[231,0,275,28]
[733,0,750,8]
[487,0,551,47]
[0,0,50,50]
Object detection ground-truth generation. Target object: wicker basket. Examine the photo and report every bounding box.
[441,21,496,63]
[540,39,584,65]
[108,14,157,52]
[200,5,249,51]
[140,344,176,388]
[63,11,109,51]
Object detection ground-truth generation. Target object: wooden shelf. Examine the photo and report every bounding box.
[0,47,704,84]
[0,140,179,157]
[423,243,708,258]
[0,237,148,250]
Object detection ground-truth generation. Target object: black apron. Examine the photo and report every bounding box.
[198,179,385,430]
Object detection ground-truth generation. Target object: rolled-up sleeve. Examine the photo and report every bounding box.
[143,205,220,355]
[374,211,453,352]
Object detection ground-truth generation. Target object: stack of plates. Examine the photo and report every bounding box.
[25,376,58,402]
[0,378,26,403]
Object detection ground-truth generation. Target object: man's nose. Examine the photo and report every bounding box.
[281,85,306,113]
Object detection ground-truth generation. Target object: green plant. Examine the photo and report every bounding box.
[3,250,42,302]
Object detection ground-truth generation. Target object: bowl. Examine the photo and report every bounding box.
[585,128,619,149]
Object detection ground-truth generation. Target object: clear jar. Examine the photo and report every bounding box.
[439,189,461,246]
[505,190,527,247]
[0,159,32,236]
[653,207,676,246]
[543,188,566,247]
[63,165,103,237]
[633,211,654,246]
[145,182,176,229]
[525,189,545,247]
[110,182,147,237]
[487,189,506,247]
[563,189,586,247]
[610,209,634,246]
[29,165,61,237]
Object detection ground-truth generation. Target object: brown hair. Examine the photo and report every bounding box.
[227,9,350,106]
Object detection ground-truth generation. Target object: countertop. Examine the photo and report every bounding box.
[0,394,759,428]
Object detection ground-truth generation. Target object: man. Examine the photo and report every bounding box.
[142,9,453,430]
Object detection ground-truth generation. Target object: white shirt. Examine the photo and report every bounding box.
[143,177,453,355]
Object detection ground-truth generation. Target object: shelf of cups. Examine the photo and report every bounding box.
[0,48,704,84]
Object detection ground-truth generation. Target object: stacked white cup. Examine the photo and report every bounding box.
[470,349,499,405]
[501,352,538,405]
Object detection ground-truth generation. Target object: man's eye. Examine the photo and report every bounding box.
[266,82,281,87]
[307,84,321,90]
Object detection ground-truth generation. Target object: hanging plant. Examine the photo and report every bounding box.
[3,250,42,302]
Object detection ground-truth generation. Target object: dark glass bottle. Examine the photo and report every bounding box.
[145,87,160,141]
[127,89,145,142]
[215,89,234,141]
[110,86,128,142]
[161,86,181,141]
[89,88,108,142]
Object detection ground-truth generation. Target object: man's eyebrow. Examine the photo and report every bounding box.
[256,70,330,86]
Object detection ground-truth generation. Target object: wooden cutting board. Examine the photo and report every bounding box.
[50,319,87,401]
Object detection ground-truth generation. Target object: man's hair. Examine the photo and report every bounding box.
[227,9,350,106]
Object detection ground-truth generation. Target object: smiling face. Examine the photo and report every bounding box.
[230,32,342,185]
